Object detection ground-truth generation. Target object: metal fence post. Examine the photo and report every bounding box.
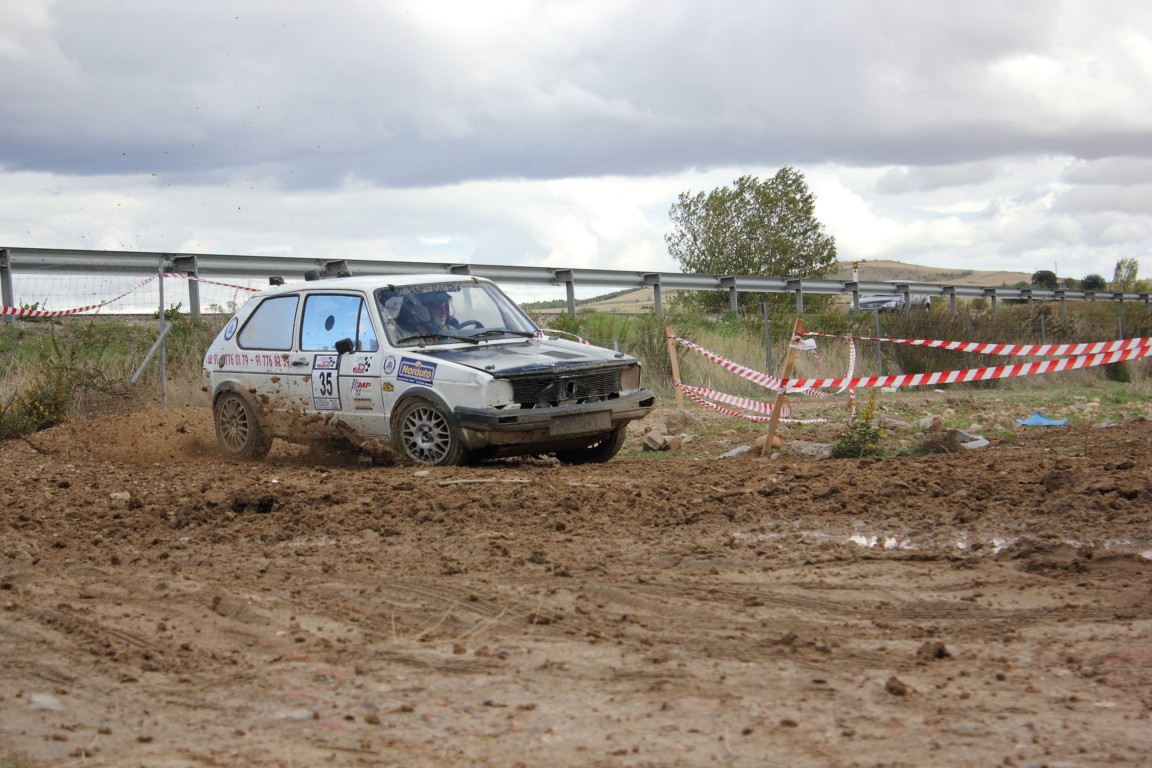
[873,309,883,375]
[0,248,13,323]
[157,260,168,406]
[762,302,774,375]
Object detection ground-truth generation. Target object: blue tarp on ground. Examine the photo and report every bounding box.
[1015,411,1069,427]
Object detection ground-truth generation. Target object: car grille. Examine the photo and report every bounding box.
[506,369,622,406]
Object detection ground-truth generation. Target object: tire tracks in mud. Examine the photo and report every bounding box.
[617,580,1152,624]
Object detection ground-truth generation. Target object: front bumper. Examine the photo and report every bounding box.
[453,389,656,450]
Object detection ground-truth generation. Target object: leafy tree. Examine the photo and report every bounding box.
[665,169,837,314]
[1030,270,1058,291]
[1081,273,1107,291]
[1111,257,1140,291]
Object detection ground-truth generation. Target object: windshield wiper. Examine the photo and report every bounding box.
[394,333,480,346]
[469,328,537,340]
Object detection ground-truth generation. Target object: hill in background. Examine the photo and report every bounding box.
[524,260,1034,315]
[830,259,1031,287]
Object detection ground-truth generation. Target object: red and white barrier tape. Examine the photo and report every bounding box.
[0,275,158,318]
[675,336,827,397]
[167,273,261,293]
[677,383,792,417]
[676,382,827,424]
[783,343,1152,391]
[804,331,1152,357]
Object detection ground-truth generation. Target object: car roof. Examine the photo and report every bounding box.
[251,273,494,297]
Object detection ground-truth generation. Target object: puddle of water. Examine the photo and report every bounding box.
[847,534,913,551]
[734,531,1152,559]
[277,536,363,548]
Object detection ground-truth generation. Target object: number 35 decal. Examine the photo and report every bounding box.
[311,355,342,410]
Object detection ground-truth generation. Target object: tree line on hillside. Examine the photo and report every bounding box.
[1029,257,1146,294]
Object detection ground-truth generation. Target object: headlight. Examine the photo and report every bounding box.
[485,378,514,407]
[620,365,642,391]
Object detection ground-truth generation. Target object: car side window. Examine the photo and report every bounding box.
[356,300,380,352]
[301,294,378,352]
[236,295,299,350]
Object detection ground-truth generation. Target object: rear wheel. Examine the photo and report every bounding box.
[214,391,272,460]
[393,398,468,466]
[554,427,627,465]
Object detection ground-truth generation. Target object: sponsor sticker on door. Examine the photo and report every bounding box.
[397,357,436,386]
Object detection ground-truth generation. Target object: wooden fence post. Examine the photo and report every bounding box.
[761,317,805,456]
[666,327,685,409]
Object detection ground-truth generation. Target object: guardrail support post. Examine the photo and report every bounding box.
[554,270,576,316]
[787,279,803,314]
[720,276,738,314]
[895,283,911,313]
[644,274,662,316]
[845,281,860,312]
[172,254,200,317]
[323,259,350,277]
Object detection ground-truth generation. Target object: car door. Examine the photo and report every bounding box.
[289,292,388,438]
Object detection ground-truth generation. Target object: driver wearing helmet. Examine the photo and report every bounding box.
[415,291,458,335]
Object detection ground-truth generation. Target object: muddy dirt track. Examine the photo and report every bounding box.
[2,403,1151,767]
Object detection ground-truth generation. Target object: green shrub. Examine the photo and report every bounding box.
[832,391,885,459]
[0,313,221,439]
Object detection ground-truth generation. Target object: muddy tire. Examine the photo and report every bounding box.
[214,391,272,460]
[554,427,627,465]
[393,398,468,466]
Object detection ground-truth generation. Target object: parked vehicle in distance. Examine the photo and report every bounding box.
[856,294,931,312]
[857,294,905,311]
[203,275,656,466]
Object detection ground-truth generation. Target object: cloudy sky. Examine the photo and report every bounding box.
[3,0,1151,296]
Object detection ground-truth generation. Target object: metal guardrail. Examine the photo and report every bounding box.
[2,245,1150,318]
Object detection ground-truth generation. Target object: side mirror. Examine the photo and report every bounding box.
[335,338,355,355]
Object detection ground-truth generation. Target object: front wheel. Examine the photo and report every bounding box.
[554,427,627,465]
[392,398,469,466]
[214,391,272,460]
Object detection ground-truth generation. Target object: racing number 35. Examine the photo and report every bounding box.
[317,371,335,396]
[311,358,342,411]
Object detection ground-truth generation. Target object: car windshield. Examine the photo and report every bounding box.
[376,281,539,347]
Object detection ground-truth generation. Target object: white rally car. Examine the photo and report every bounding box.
[203,274,656,466]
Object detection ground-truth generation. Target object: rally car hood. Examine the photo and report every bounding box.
[421,338,632,376]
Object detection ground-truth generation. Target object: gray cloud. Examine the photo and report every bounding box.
[874,163,1005,194]
[4,0,1152,187]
